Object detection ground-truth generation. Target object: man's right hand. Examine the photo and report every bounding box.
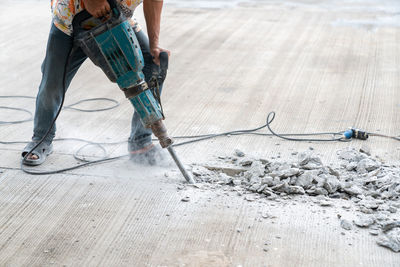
[83,0,111,18]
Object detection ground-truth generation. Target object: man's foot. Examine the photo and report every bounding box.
[129,143,163,165]
[21,141,53,166]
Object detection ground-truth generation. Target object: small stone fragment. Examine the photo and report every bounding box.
[346,162,357,171]
[323,175,340,194]
[357,158,380,174]
[192,165,211,177]
[287,186,305,195]
[313,187,329,196]
[271,183,289,193]
[235,149,245,157]
[340,219,352,230]
[249,161,266,177]
[249,183,261,192]
[388,206,397,214]
[218,173,233,185]
[353,216,375,228]
[359,145,371,156]
[280,168,300,178]
[342,203,351,209]
[328,166,340,178]
[320,200,333,207]
[377,227,400,252]
[203,165,247,176]
[177,184,185,190]
[381,221,400,232]
[344,185,363,196]
[360,207,373,214]
[245,195,256,202]
[233,179,242,186]
[261,212,270,219]
[295,172,315,189]
[181,196,190,202]
[369,230,379,236]
[260,176,274,186]
[339,147,366,162]
[298,151,323,170]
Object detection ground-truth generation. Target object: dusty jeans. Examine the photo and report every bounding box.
[32,23,160,150]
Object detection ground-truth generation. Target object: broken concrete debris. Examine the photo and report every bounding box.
[181,196,190,202]
[234,149,245,157]
[369,229,379,236]
[319,200,333,207]
[191,147,400,252]
[340,219,353,231]
[377,221,400,252]
[359,144,371,156]
[353,215,375,228]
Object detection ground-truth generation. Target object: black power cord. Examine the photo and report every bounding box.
[0,95,120,122]
[7,111,348,175]
[172,111,347,147]
[63,97,120,112]
[2,108,399,174]
[2,84,399,174]
[1,57,399,175]
[0,106,33,125]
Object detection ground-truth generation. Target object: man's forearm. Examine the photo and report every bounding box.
[143,0,163,49]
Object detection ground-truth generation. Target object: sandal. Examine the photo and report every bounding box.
[21,141,53,166]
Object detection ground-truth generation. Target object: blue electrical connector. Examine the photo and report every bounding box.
[343,129,353,139]
[343,128,369,140]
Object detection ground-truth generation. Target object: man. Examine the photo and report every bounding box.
[21,0,169,165]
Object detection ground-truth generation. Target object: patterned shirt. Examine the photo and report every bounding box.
[51,0,143,35]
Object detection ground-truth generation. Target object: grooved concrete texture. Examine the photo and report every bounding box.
[0,0,399,266]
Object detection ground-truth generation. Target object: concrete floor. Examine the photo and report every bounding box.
[0,0,399,266]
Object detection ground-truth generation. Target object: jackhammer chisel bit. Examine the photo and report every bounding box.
[167,146,195,184]
[150,119,195,184]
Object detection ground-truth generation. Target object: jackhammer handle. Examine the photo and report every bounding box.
[159,51,169,70]
[151,51,169,80]
[107,0,118,10]
[72,0,119,33]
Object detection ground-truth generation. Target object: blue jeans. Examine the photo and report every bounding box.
[32,23,161,150]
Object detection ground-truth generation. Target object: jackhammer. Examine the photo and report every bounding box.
[72,0,195,183]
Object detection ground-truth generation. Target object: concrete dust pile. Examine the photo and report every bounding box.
[190,147,400,252]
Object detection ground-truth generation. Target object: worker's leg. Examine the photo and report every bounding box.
[128,30,164,152]
[23,24,87,163]
[32,24,87,145]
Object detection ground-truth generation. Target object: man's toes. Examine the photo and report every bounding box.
[28,154,39,160]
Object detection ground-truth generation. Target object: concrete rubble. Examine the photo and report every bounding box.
[189,147,400,252]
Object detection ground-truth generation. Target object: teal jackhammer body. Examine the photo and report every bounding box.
[72,0,195,183]
[72,0,172,148]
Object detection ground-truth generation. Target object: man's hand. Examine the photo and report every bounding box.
[83,0,110,18]
[150,47,170,66]
[144,0,169,65]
